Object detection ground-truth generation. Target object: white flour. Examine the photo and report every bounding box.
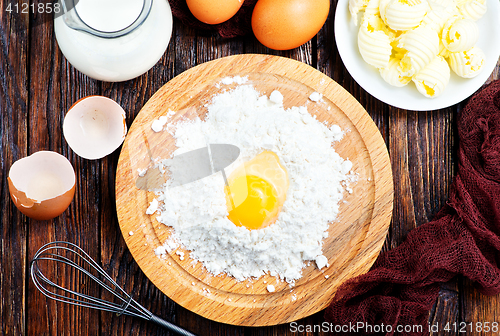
[151,83,353,284]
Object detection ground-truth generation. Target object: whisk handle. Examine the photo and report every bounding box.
[150,314,198,336]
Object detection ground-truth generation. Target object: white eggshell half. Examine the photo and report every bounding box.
[63,96,127,160]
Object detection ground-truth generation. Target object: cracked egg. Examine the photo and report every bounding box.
[8,151,76,220]
[225,150,289,230]
[63,96,127,160]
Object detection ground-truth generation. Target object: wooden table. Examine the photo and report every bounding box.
[1,1,499,335]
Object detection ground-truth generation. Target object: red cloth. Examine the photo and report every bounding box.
[168,0,258,38]
[325,79,500,335]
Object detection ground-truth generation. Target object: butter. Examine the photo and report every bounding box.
[448,45,485,78]
[421,2,454,32]
[429,0,455,7]
[382,0,430,31]
[398,26,439,77]
[456,0,487,21]
[412,56,451,97]
[380,57,412,87]
[365,0,382,16]
[350,0,371,24]
[438,39,451,58]
[441,17,479,52]
[358,14,393,69]
[350,0,487,98]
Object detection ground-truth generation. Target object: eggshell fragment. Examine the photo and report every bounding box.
[251,0,330,50]
[8,151,76,221]
[63,96,127,160]
[186,0,244,25]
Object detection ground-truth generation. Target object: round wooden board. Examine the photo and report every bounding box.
[115,54,393,326]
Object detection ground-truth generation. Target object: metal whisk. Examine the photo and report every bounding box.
[30,241,196,336]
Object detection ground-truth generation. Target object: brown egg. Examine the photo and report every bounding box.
[251,0,330,50]
[186,0,244,25]
[8,151,76,221]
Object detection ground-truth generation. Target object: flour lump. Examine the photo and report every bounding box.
[151,83,353,284]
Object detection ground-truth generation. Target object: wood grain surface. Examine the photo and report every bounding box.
[115,54,393,326]
[1,0,499,335]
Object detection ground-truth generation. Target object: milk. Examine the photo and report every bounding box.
[54,0,172,82]
[75,0,144,32]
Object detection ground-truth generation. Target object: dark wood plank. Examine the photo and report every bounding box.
[388,99,459,335]
[410,107,458,335]
[0,0,498,334]
[324,0,392,252]
[96,35,176,336]
[429,285,460,336]
[174,23,248,336]
[26,10,102,336]
[460,68,500,336]
[244,34,314,66]
[327,1,461,332]
[463,278,500,336]
[0,1,29,335]
[314,2,369,331]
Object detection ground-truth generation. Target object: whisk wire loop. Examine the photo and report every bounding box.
[117,294,134,317]
[31,243,148,319]
[30,241,196,336]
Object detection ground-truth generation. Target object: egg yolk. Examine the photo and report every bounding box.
[226,175,278,230]
[225,151,289,230]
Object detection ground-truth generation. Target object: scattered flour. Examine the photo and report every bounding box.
[176,250,185,261]
[308,91,323,102]
[137,167,148,177]
[314,255,329,269]
[218,75,248,86]
[269,90,284,104]
[145,198,159,215]
[151,110,176,132]
[151,83,353,284]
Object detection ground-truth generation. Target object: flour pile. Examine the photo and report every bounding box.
[150,82,354,284]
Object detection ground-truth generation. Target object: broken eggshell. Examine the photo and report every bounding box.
[8,151,76,220]
[63,96,127,160]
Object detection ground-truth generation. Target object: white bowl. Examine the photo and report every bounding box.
[334,0,500,111]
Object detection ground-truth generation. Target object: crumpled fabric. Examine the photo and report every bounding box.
[168,0,258,38]
[325,79,500,335]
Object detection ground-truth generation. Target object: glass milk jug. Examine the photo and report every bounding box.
[54,0,172,82]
